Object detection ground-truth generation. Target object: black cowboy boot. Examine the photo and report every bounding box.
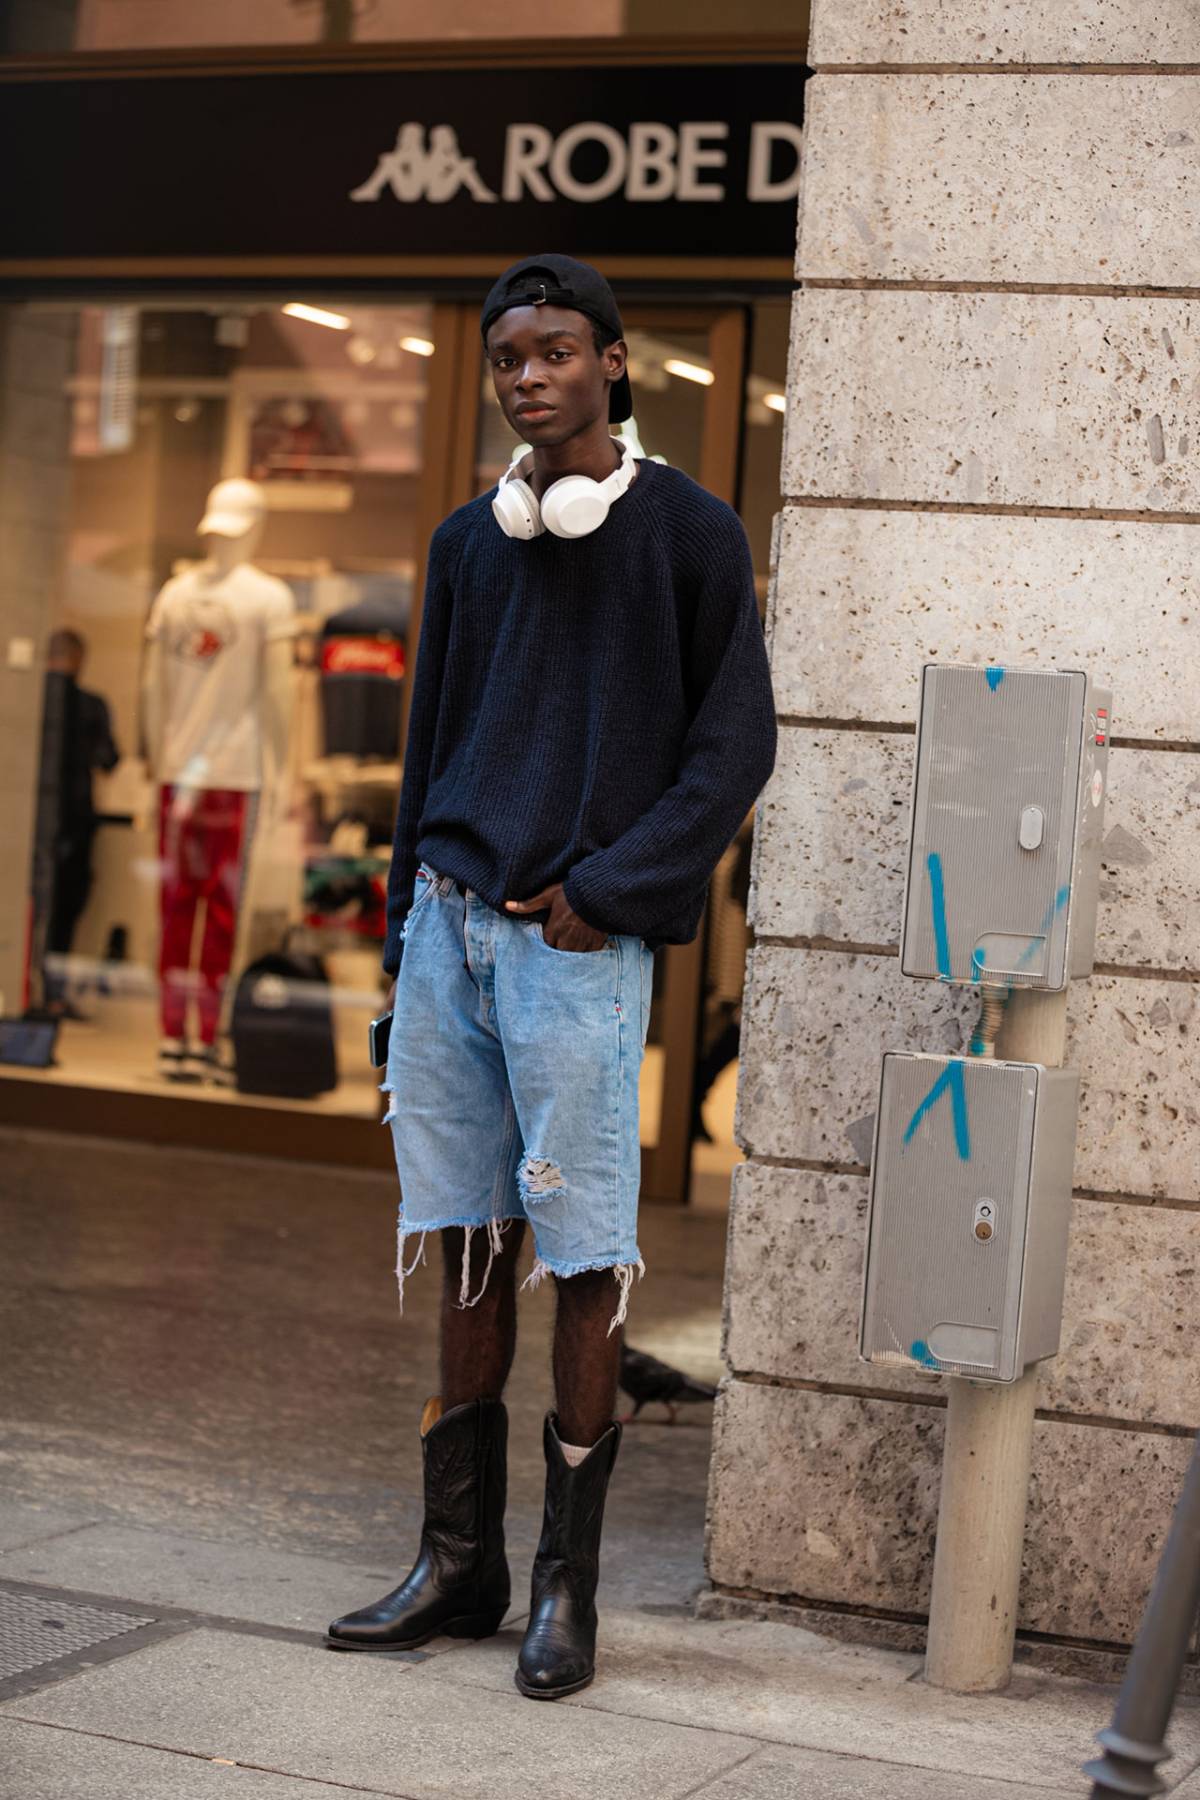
[515,1411,622,1700]
[326,1395,509,1651]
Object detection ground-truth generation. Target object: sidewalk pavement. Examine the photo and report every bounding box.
[2,1127,1198,1798]
[4,1499,1200,1800]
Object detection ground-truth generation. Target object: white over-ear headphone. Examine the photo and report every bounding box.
[492,436,637,541]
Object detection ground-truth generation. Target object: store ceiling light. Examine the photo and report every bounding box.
[663,358,715,386]
[282,303,352,331]
[399,335,435,357]
[763,392,787,414]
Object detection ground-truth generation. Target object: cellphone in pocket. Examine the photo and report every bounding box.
[368,1009,394,1068]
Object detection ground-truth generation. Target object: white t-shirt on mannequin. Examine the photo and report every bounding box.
[145,561,295,792]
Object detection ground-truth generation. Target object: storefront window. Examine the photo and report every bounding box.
[18,299,432,1117]
[1,0,804,53]
[5,285,787,1185]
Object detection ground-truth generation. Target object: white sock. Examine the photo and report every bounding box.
[560,1439,593,1468]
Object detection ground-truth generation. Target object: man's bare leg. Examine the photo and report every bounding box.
[516,1267,624,1698]
[551,1269,621,1445]
[326,1219,522,1651]
[440,1221,526,1408]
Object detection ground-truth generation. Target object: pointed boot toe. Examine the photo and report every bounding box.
[515,1624,596,1699]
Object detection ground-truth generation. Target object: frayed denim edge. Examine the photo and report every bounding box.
[395,1213,521,1316]
[521,1253,647,1336]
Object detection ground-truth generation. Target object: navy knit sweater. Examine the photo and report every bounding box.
[382,459,777,976]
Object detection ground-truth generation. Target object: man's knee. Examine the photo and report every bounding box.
[552,1265,617,1310]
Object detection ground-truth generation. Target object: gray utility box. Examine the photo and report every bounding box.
[901,665,1111,991]
[860,1053,1079,1383]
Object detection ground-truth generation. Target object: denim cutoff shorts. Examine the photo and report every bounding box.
[381,861,655,1332]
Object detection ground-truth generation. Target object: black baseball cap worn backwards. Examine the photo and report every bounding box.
[480,252,633,425]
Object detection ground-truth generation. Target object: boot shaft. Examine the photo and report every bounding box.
[532,1413,621,1597]
[421,1397,508,1581]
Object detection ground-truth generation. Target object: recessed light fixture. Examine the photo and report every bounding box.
[282,303,352,331]
[663,358,715,386]
[399,336,435,357]
[763,391,787,414]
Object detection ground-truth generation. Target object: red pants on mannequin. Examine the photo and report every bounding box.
[157,785,254,1045]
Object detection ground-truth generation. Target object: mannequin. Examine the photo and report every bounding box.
[142,479,294,1083]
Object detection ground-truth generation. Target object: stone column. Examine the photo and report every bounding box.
[0,308,76,1016]
[705,0,1200,1677]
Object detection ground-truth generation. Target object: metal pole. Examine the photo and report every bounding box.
[1084,1433,1200,1798]
[924,988,1067,1693]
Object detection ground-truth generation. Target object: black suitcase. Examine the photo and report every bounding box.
[230,943,338,1099]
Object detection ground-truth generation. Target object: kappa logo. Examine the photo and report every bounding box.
[351,124,497,205]
[349,119,803,207]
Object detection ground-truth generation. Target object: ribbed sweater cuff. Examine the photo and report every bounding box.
[561,865,612,936]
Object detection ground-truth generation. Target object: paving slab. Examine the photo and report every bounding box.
[417,1608,1200,1794]
[0,1718,392,1800]
[689,1741,1080,1800]
[1,1627,757,1800]
[0,1500,97,1554]
[0,1523,444,1635]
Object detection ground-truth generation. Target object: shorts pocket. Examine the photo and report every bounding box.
[531,921,614,957]
[401,868,438,935]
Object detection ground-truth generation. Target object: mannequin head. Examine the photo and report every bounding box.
[196,478,266,574]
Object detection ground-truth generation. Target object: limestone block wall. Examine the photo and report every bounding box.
[706,1,1200,1669]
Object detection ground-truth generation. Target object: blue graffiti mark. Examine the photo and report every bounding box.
[903,1058,972,1161]
[927,851,952,981]
[910,1338,940,1369]
[969,884,1070,986]
[985,666,1006,692]
[1016,882,1072,971]
[968,1034,985,1056]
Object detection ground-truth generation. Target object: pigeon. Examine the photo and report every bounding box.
[618,1342,718,1424]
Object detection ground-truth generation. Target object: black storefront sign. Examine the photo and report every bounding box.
[3,61,803,264]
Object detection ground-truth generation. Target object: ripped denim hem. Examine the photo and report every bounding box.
[521,1253,646,1336]
[395,1213,521,1316]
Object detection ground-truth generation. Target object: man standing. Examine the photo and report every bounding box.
[37,628,119,1017]
[328,255,776,1699]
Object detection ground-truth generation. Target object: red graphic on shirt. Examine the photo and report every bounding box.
[321,636,405,679]
[164,601,238,664]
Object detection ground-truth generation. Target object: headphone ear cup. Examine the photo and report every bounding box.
[540,475,611,540]
[492,476,543,540]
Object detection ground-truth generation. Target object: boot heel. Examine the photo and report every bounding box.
[446,1608,506,1640]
